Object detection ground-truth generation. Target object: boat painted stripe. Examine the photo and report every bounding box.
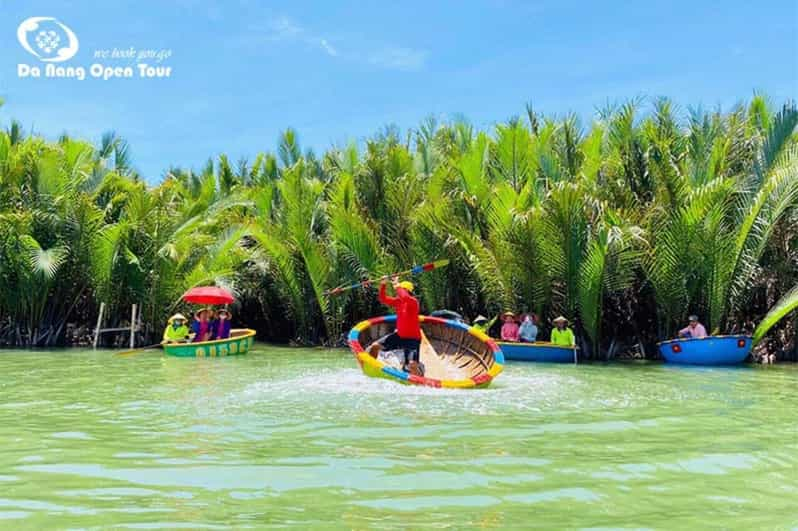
[471,374,492,385]
[445,320,470,331]
[357,351,383,369]
[487,364,503,378]
[441,378,475,389]
[407,374,432,387]
[408,374,440,387]
[383,366,409,380]
[348,340,362,352]
[469,328,489,342]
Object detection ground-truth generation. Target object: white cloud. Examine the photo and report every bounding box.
[264,16,338,58]
[368,47,427,71]
[269,16,303,41]
[319,38,338,57]
[254,15,427,70]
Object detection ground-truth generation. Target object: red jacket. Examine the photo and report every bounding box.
[379,283,421,339]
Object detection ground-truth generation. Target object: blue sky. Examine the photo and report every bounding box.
[1,0,796,181]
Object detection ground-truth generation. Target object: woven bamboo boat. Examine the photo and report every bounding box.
[163,329,256,357]
[498,341,577,363]
[657,335,751,365]
[348,315,504,388]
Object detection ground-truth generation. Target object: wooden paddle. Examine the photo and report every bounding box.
[324,259,450,296]
[116,342,164,356]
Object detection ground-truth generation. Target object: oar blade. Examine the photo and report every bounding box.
[116,344,163,356]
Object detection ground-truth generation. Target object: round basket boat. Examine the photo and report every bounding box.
[348,315,504,388]
[498,341,577,363]
[163,329,256,357]
[657,335,752,365]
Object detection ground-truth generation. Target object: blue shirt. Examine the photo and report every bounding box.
[519,321,538,342]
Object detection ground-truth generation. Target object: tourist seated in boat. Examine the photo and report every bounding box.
[211,309,232,340]
[678,315,707,339]
[162,313,190,343]
[550,316,575,346]
[518,313,538,343]
[500,312,520,342]
[370,277,424,376]
[473,314,497,335]
[191,309,212,343]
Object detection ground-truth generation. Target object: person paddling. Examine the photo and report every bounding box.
[162,314,190,344]
[372,276,424,376]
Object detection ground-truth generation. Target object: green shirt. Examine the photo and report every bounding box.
[473,316,497,335]
[551,327,575,346]
[163,323,189,342]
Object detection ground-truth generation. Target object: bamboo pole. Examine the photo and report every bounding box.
[93,302,105,349]
[130,304,138,349]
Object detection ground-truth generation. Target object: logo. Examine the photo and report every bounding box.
[17,17,79,63]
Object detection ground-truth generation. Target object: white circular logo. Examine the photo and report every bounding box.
[17,17,79,63]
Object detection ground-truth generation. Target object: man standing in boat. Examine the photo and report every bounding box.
[372,276,424,376]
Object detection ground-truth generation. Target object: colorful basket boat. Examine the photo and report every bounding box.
[163,329,256,357]
[348,315,504,388]
[657,335,752,365]
[498,341,577,363]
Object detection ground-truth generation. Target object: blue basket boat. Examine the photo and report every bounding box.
[497,341,577,363]
[657,335,752,365]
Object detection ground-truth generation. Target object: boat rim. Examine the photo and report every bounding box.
[656,334,751,347]
[168,328,256,348]
[496,340,579,351]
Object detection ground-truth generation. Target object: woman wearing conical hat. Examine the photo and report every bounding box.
[500,311,520,342]
[550,316,575,347]
[162,313,190,343]
[472,314,497,335]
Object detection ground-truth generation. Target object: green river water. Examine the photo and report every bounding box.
[0,346,796,529]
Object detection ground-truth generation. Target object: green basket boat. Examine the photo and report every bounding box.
[163,329,256,357]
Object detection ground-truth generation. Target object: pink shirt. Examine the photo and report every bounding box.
[501,322,520,341]
[679,323,707,339]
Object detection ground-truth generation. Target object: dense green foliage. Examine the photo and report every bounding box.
[1,97,796,358]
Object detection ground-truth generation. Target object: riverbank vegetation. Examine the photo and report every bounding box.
[1,96,796,359]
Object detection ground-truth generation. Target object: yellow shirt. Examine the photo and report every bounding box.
[163,323,189,342]
[551,327,575,346]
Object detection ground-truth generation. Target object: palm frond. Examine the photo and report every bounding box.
[753,284,798,344]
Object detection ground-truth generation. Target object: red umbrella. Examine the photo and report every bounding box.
[182,286,235,305]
